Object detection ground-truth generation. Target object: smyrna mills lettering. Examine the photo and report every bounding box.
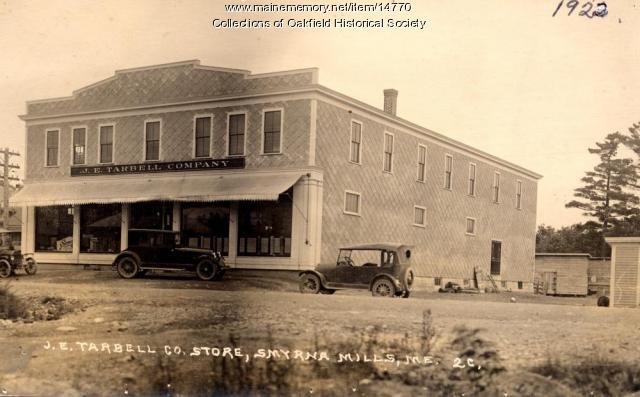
[70,158,245,176]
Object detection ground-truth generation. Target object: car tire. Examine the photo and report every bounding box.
[371,278,396,297]
[116,257,139,279]
[0,260,11,278]
[196,260,218,281]
[299,273,321,294]
[24,258,37,275]
[597,296,610,307]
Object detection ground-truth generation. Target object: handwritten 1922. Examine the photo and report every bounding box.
[552,1,608,18]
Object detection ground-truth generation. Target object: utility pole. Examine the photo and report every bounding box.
[0,148,21,229]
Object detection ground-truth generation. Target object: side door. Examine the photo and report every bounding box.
[490,241,502,276]
[154,233,178,268]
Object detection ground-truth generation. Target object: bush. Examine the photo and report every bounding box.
[0,283,25,320]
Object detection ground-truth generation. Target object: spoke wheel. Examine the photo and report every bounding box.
[299,274,321,294]
[24,259,37,275]
[116,257,139,279]
[372,278,396,297]
[0,260,11,278]
[196,260,218,281]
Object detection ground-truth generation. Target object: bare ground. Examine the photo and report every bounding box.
[1,267,639,396]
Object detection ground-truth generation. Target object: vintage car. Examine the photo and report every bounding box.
[0,247,37,278]
[112,229,228,281]
[298,243,415,297]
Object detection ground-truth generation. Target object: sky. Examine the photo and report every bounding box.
[0,0,638,227]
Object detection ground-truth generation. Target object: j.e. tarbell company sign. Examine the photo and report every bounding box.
[70,158,245,176]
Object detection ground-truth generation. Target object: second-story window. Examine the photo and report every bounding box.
[72,127,86,165]
[263,110,282,154]
[349,121,362,164]
[99,125,114,163]
[228,113,245,156]
[145,120,161,161]
[383,132,394,173]
[46,129,59,167]
[493,172,501,203]
[417,145,427,182]
[444,154,453,189]
[194,116,211,158]
[468,163,476,196]
[516,180,523,209]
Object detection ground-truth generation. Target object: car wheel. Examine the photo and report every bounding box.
[196,260,218,281]
[0,260,11,278]
[371,278,396,297]
[116,257,139,279]
[299,273,321,294]
[597,296,610,307]
[24,258,37,275]
[320,288,336,295]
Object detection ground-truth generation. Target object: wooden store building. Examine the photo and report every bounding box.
[11,60,541,290]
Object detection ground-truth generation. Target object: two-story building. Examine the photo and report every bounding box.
[11,60,541,290]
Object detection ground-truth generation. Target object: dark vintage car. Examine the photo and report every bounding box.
[112,229,228,281]
[298,243,415,297]
[0,247,37,278]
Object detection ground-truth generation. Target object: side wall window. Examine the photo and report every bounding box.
[72,127,86,165]
[46,130,59,166]
[263,110,282,154]
[349,121,362,164]
[99,125,114,163]
[228,113,245,156]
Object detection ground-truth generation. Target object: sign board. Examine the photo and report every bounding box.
[70,158,245,177]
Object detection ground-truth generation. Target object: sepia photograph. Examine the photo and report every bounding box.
[0,1,639,396]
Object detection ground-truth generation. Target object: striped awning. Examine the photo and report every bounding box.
[10,172,304,207]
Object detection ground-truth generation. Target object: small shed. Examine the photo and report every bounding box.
[534,253,589,296]
[605,237,640,308]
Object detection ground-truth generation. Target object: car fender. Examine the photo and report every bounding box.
[113,251,141,267]
[298,270,327,288]
[369,273,402,291]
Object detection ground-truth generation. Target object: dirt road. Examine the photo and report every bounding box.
[1,268,638,396]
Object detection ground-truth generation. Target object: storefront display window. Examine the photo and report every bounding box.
[35,206,74,252]
[80,204,121,253]
[181,203,229,255]
[130,201,173,230]
[238,192,292,257]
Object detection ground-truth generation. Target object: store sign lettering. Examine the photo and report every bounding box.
[70,158,245,176]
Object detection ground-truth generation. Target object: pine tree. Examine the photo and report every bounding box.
[566,132,640,254]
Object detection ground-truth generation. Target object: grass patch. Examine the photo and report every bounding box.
[530,355,640,396]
